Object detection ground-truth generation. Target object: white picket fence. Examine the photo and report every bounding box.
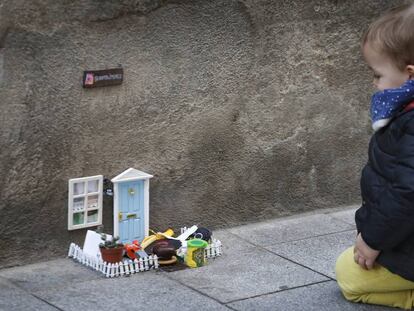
[204,238,223,258]
[68,243,159,278]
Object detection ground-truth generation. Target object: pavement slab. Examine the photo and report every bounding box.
[0,277,57,311]
[0,258,102,293]
[167,244,328,303]
[266,230,356,279]
[34,271,230,311]
[325,207,358,226]
[227,213,354,248]
[211,228,261,255]
[227,280,393,311]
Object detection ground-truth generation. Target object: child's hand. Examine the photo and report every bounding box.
[353,233,380,270]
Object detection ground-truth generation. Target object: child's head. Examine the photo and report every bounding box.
[362,2,414,90]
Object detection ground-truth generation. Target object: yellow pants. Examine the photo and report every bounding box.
[336,247,414,310]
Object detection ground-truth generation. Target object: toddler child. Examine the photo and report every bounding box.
[336,2,414,310]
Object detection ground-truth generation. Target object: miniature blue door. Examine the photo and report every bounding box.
[118,180,145,244]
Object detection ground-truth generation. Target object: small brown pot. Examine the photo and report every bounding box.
[100,246,124,263]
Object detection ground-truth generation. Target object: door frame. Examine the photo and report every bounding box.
[113,178,150,240]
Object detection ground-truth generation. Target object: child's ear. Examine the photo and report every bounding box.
[407,65,414,78]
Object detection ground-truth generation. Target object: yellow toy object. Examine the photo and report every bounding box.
[141,228,174,250]
[185,239,208,268]
[158,256,178,265]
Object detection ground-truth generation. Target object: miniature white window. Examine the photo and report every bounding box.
[68,175,103,230]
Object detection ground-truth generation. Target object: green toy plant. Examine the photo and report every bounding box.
[96,226,123,249]
[97,229,124,263]
[99,233,123,249]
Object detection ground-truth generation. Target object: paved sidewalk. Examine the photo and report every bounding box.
[0,206,393,311]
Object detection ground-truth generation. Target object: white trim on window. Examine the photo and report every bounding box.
[68,175,103,230]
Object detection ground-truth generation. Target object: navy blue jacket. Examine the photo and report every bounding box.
[356,108,414,281]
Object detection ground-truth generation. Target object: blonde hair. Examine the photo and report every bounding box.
[362,2,414,70]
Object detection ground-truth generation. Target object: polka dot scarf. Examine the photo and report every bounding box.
[371,79,414,131]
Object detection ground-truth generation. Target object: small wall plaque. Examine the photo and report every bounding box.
[83,68,123,88]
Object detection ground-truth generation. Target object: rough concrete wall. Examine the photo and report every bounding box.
[0,0,404,267]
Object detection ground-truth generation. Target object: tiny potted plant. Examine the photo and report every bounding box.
[99,233,124,263]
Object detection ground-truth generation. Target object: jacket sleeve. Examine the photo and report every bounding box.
[361,121,414,251]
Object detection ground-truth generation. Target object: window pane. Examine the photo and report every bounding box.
[87,210,98,223]
[73,197,84,212]
[73,212,84,225]
[88,180,99,193]
[74,182,85,195]
[87,195,99,209]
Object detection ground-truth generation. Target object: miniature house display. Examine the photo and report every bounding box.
[111,168,153,244]
[67,168,223,278]
[68,175,103,230]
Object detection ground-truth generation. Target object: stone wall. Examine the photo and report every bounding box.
[0,0,403,267]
